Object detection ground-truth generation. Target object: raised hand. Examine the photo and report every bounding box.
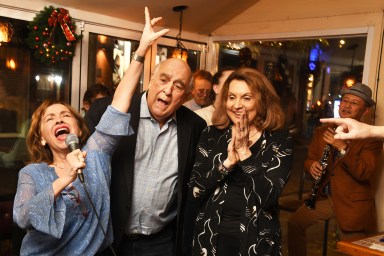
[111,7,169,113]
[136,7,170,56]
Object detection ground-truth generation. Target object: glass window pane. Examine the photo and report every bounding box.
[1,17,75,253]
[156,44,201,72]
[0,16,72,198]
[217,36,367,137]
[87,33,140,92]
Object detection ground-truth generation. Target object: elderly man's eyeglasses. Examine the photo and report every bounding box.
[195,89,211,97]
[340,99,365,108]
[62,185,88,217]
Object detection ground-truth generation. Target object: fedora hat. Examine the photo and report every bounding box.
[340,83,375,107]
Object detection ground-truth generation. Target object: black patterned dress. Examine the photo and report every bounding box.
[188,126,293,256]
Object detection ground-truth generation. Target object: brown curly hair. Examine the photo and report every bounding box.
[212,67,285,131]
[26,99,90,164]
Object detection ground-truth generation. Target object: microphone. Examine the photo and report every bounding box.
[65,134,84,183]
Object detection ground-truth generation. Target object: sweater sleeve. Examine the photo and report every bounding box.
[13,166,66,238]
[85,105,133,155]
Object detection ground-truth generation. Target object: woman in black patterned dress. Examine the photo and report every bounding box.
[188,67,294,256]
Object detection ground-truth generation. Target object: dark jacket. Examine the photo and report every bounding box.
[85,93,206,255]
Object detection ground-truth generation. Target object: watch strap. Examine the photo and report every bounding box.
[132,53,145,63]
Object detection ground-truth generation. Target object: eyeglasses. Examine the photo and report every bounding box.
[340,98,365,108]
[62,185,88,217]
[195,89,211,97]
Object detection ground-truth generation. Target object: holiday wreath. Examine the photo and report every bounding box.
[26,6,81,65]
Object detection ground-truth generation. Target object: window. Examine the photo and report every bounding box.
[0,17,73,229]
[156,44,201,72]
[217,36,367,137]
[87,33,140,92]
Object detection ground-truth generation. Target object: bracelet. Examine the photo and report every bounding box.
[132,53,145,63]
[217,163,230,175]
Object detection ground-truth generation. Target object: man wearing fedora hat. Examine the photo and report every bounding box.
[288,83,383,256]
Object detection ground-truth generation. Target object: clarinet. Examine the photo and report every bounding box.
[304,142,332,210]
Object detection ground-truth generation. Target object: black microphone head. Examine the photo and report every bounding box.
[65,133,80,152]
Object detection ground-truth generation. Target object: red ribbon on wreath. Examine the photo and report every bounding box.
[48,8,76,42]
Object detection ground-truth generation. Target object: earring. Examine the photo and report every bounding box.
[41,140,46,146]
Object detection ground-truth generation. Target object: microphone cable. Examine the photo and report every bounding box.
[65,134,116,255]
[80,176,117,256]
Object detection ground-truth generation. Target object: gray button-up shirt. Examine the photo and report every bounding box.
[126,93,178,235]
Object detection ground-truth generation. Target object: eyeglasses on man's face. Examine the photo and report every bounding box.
[194,88,211,97]
[62,185,88,217]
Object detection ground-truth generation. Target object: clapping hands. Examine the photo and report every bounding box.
[225,108,252,169]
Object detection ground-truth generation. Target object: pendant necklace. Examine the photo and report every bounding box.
[249,129,259,139]
[52,159,65,169]
[52,163,64,169]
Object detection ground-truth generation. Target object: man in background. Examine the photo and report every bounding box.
[288,83,383,256]
[81,83,112,116]
[183,69,213,111]
[194,67,234,126]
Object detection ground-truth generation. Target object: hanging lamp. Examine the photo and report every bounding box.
[172,5,188,61]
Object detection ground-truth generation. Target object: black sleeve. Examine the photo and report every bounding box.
[84,96,113,134]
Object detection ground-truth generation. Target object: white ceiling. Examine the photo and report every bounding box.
[6,0,384,36]
[41,0,259,35]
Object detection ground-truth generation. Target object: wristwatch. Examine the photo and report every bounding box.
[132,53,145,63]
[339,147,348,157]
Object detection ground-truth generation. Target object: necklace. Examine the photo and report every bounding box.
[52,162,65,169]
[248,129,259,138]
[248,129,260,147]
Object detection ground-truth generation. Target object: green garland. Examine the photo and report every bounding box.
[26,6,81,65]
